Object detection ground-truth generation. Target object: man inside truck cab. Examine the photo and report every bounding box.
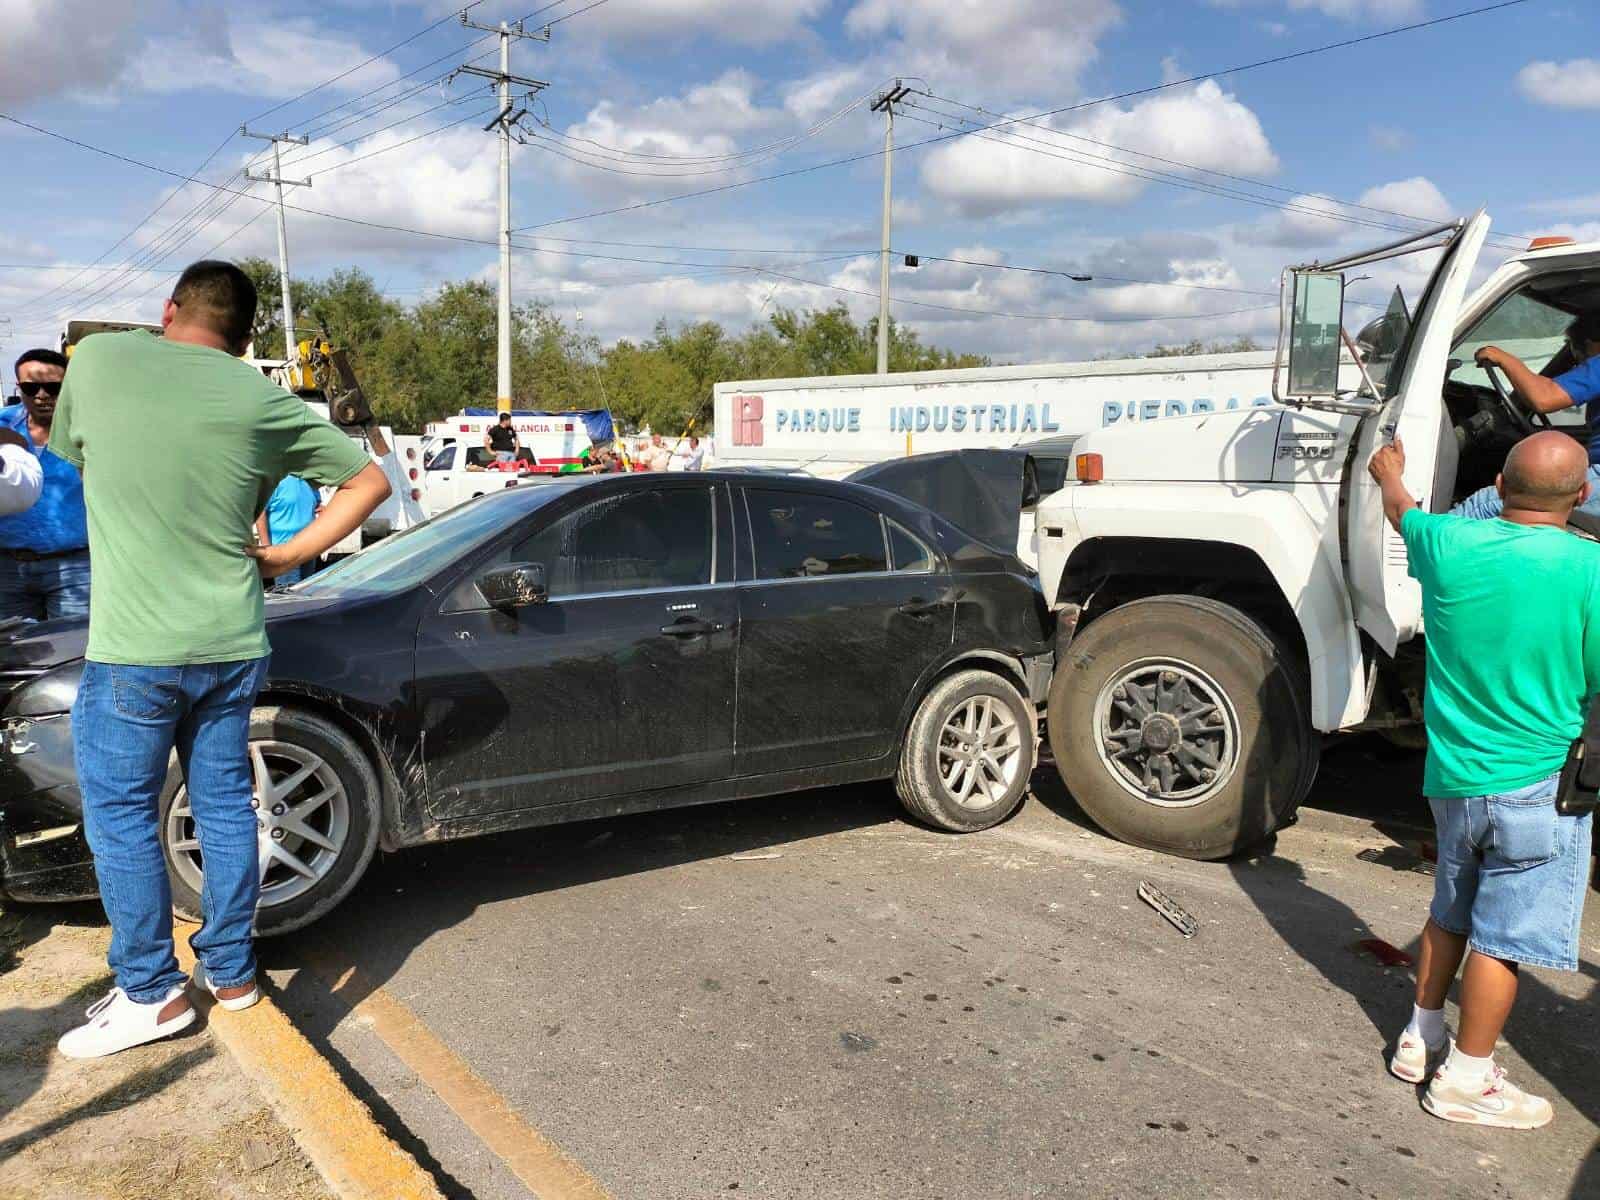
[1454,313,1600,520]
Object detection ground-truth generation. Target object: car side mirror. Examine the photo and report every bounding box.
[477,562,547,611]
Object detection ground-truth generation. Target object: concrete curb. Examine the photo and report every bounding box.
[173,926,445,1200]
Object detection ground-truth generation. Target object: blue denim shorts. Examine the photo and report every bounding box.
[1430,773,1594,971]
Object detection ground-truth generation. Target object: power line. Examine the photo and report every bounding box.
[905,92,1530,250]
[545,0,613,26]
[510,0,1528,233]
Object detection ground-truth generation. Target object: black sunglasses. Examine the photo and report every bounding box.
[18,381,62,399]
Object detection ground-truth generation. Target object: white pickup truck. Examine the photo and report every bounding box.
[1034,215,1600,860]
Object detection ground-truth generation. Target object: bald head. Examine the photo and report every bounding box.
[1498,431,1591,515]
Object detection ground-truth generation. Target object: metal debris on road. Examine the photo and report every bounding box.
[1353,938,1415,968]
[730,850,783,861]
[1137,880,1198,939]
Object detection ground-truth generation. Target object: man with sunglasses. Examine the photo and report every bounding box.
[0,349,89,620]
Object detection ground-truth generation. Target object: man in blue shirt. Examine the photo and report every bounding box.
[1455,315,1600,519]
[0,349,89,620]
[254,474,319,585]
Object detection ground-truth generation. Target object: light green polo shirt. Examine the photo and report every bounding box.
[49,330,371,665]
[1401,508,1600,797]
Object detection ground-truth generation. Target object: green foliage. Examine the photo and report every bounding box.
[233,262,990,434]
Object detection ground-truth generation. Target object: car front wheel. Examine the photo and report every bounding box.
[159,706,381,937]
[896,668,1036,832]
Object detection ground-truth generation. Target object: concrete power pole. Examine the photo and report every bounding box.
[870,82,910,376]
[242,128,311,371]
[457,12,549,414]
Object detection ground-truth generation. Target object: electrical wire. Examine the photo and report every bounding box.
[511,0,1531,232]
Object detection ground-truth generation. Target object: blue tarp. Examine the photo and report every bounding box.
[463,407,615,445]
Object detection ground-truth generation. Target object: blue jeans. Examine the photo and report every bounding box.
[1429,772,1593,971]
[0,550,90,621]
[1452,464,1600,520]
[73,657,270,1002]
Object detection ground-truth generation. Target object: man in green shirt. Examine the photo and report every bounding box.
[1370,431,1599,1128]
[51,261,390,1058]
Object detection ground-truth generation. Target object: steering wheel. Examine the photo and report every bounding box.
[1482,358,1551,434]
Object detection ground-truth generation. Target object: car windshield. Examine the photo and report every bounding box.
[290,487,575,599]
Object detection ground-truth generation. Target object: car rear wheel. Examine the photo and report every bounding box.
[1048,595,1311,860]
[159,706,381,937]
[896,668,1035,832]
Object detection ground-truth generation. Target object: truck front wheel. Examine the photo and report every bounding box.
[1047,595,1311,860]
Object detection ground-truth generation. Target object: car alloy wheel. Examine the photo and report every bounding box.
[1091,656,1240,809]
[164,739,352,910]
[938,694,1026,810]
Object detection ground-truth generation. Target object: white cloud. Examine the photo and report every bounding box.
[919,81,1278,217]
[0,0,152,106]
[1286,0,1421,17]
[1525,193,1600,218]
[135,22,400,100]
[1249,177,1452,248]
[846,0,1122,98]
[1516,59,1600,110]
[1358,177,1452,223]
[1368,124,1411,153]
[564,0,828,47]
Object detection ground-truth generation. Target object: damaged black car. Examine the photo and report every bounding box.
[0,470,1052,934]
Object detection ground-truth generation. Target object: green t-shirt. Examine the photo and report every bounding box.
[1401,508,1600,797]
[49,331,371,666]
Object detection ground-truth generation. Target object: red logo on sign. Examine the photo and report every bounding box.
[731,395,764,446]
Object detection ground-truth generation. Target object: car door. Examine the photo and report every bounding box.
[1345,211,1489,653]
[733,485,954,776]
[415,481,736,818]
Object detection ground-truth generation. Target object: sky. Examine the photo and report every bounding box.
[2,0,1598,384]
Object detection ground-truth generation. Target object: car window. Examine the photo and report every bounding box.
[746,489,888,580]
[468,488,714,603]
[1449,290,1575,390]
[426,445,456,471]
[886,520,936,573]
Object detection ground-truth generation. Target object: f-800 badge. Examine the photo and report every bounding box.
[1277,443,1336,460]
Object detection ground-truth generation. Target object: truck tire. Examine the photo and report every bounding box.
[897,669,1035,832]
[159,707,382,937]
[1047,595,1312,859]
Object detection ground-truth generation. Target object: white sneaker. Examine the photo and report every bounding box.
[1423,1063,1555,1129]
[190,961,260,1011]
[57,986,195,1059]
[1389,1031,1446,1083]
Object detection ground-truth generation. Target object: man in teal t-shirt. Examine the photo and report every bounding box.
[1370,431,1599,1130]
[50,261,390,1060]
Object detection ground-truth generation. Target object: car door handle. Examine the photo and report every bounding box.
[660,618,721,637]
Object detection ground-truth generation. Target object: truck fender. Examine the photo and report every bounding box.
[1046,484,1366,732]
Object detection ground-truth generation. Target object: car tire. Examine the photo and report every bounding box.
[896,668,1036,832]
[159,706,381,937]
[1047,595,1311,860]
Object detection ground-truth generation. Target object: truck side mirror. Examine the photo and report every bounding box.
[1286,271,1345,397]
[477,562,547,611]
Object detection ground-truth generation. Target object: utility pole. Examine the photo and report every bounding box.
[457,12,549,413]
[870,82,910,377]
[242,128,311,370]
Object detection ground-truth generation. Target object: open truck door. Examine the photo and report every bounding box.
[1279,211,1490,655]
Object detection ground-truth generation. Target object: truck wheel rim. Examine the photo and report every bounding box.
[938,694,1025,810]
[1092,658,1239,809]
[165,739,350,910]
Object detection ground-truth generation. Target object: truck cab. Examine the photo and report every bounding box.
[1035,215,1600,859]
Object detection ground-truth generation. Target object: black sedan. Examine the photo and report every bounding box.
[0,472,1052,934]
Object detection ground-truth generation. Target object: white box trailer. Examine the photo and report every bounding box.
[711,351,1324,479]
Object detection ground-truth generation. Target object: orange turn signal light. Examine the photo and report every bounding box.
[1076,453,1104,483]
[1529,236,1576,250]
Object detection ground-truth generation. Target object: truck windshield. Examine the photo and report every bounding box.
[290,488,570,598]
[1448,289,1576,390]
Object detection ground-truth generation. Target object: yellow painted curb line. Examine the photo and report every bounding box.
[173,928,445,1200]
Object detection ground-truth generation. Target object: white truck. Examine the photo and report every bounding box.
[1031,215,1600,860]
[416,410,599,518]
[711,351,1365,482]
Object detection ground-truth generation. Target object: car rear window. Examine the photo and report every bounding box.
[745,489,888,580]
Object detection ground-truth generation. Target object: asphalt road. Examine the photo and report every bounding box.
[262,742,1600,1200]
